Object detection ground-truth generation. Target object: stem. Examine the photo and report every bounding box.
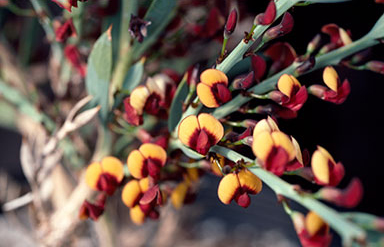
[210,145,366,245]
[221,37,229,58]
[212,35,380,120]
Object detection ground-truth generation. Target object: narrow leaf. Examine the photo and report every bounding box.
[122,58,145,92]
[85,27,113,123]
[168,76,188,132]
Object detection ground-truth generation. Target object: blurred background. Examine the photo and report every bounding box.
[1,0,383,246]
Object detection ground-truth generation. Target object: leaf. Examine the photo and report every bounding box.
[132,0,177,59]
[168,76,189,132]
[85,27,113,123]
[122,58,145,92]
[176,140,205,160]
[368,13,384,40]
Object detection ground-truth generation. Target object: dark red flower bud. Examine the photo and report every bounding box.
[365,60,384,74]
[264,12,294,40]
[64,45,86,77]
[225,9,238,35]
[79,200,104,221]
[232,72,254,90]
[306,34,322,54]
[295,56,316,75]
[319,178,363,208]
[254,1,276,25]
[55,19,77,43]
[129,14,151,43]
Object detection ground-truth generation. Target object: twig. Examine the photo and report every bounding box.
[2,192,33,212]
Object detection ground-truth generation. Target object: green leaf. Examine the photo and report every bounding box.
[85,27,113,123]
[368,13,384,40]
[168,76,188,132]
[122,58,145,92]
[132,0,177,59]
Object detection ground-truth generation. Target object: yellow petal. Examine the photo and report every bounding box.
[253,116,279,138]
[85,162,102,190]
[130,205,146,225]
[339,28,352,46]
[200,69,228,87]
[311,147,330,184]
[178,115,200,147]
[139,177,150,192]
[323,66,339,92]
[277,74,296,97]
[171,182,189,209]
[186,168,199,183]
[217,173,240,204]
[198,113,224,145]
[100,156,124,183]
[305,211,327,237]
[121,180,142,208]
[127,150,146,179]
[237,169,262,194]
[271,132,296,161]
[317,146,335,164]
[130,85,150,114]
[252,131,274,162]
[291,136,303,165]
[139,143,167,166]
[197,82,219,108]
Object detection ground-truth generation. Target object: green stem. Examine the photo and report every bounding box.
[210,145,366,245]
[221,37,229,58]
[212,35,380,120]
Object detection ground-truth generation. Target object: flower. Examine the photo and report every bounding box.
[308,66,350,104]
[85,156,124,195]
[269,74,308,111]
[264,42,297,75]
[171,168,199,209]
[318,178,363,208]
[217,169,262,208]
[129,14,151,43]
[79,194,106,221]
[292,211,332,247]
[322,24,352,48]
[196,69,231,108]
[121,178,150,208]
[224,9,238,36]
[252,117,296,176]
[128,74,177,119]
[178,113,224,155]
[311,146,345,186]
[54,18,76,43]
[127,143,167,180]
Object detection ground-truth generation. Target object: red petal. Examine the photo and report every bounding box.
[140,185,160,205]
[79,200,104,221]
[225,9,238,34]
[256,1,276,25]
[264,147,289,176]
[235,192,251,208]
[251,55,266,81]
[233,72,254,90]
[124,97,144,126]
[342,178,363,208]
[216,83,232,104]
[97,173,119,195]
[147,158,162,180]
[329,162,345,186]
[196,129,209,155]
[282,86,308,111]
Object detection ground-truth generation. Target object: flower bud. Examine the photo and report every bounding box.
[365,60,384,74]
[306,34,322,54]
[264,12,294,41]
[225,9,238,36]
[254,0,276,25]
[319,178,363,208]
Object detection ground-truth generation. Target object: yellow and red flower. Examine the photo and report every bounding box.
[196,69,232,108]
[125,73,177,125]
[127,143,167,180]
[217,169,262,208]
[322,24,352,49]
[85,156,124,195]
[269,74,308,111]
[292,211,332,247]
[308,66,350,104]
[311,146,345,186]
[79,194,106,221]
[252,117,296,176]
[178,113,224,155]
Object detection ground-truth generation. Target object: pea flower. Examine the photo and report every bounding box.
[171,168,199,209]
[79,194,106,221]
[217,169,262,208]
[85,156,124,195]
[127,143,167,180]
[264,42,297,75]
[252,117,296,176]
[178,113,224,155]
[318,178,363,208]
[121,178,150,208]
[308,66,350,104]
[292,211,332,247]
[196,69,231,108]
[311,146,345,186]
[269,74,308,111]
